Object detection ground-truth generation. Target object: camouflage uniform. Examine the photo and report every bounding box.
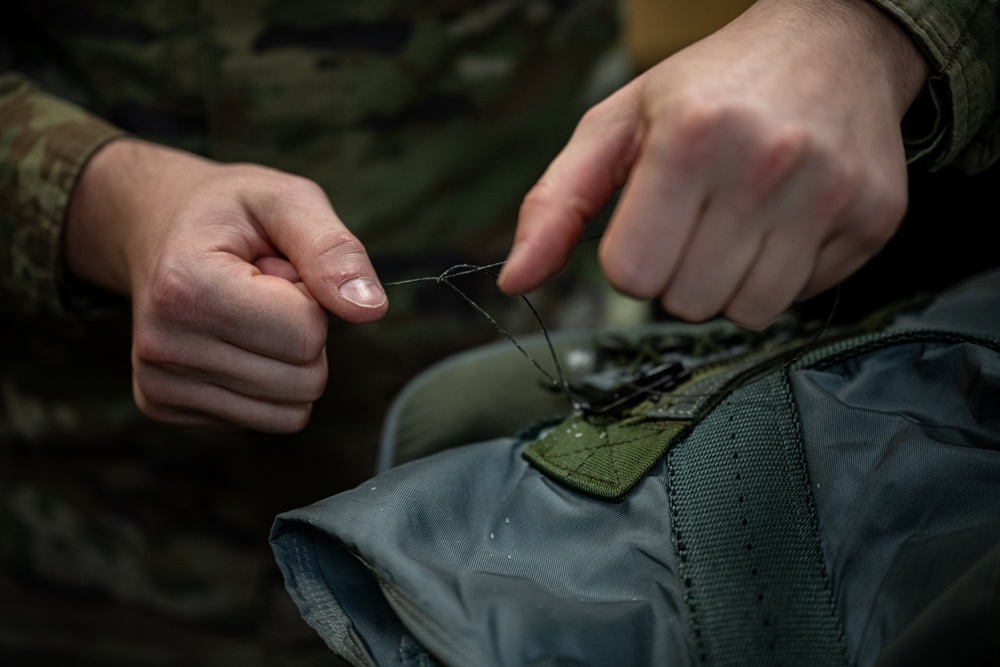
[0,0,997,665]
[870,0,999,174]
[0,1,621,664]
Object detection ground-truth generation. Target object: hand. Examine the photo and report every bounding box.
[65,139,387,432]
[497,0,928,328]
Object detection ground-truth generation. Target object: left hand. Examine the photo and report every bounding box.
[65,139,387,433]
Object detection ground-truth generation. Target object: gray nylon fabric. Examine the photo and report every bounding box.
[795,343,1000,664]
[272,436,696,666]
[271,269,1000,667]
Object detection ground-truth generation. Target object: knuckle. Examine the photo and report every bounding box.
[655,98,736,160]
[576,101,615,138]
[132,384,158,418]
[283,314,327,364]
[302,364,328,402]
[854,175,907,253]
[832,177,906,255]
[854,212,898,255]
[520,181,554,218]
[285,175,327,203]
[676,102,730,137]
[874,187,908,231]
[726,303,776,331]
[314,229,366,258]
[640,110,729,177]
[250,170,331,224]
[577,104,603,131]
[132,328,170,367]
[308,231,370,282]
[818,163,864,216]
[260,169,325,201]
[132,326,198,375]
[519,181,590,235]
[745,129,809,199]
[280,359,328,402]
[661,291,716,324]
[269,404,313,434]
[599,246,659,300]
[145,258,208,327]
[132,371,175,412]
[798,163,864,240]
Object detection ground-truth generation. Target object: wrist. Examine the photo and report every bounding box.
[64,138,216,296]
[740,0,929,118]
[840,0,929,117]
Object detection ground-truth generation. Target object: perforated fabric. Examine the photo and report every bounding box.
[669,371,846,665]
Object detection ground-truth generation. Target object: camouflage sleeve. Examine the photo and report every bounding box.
[871,0,1000,173]
[0,74,126,318]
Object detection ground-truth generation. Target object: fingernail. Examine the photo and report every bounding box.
[339,277,386,308]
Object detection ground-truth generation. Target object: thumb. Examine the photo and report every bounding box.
[247,177,388,324]
[497,86,642,295]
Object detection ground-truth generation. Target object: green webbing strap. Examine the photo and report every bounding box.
[523,332,832,501]
[665,329,1000,666]
[668,370,847,666]
[521,326,1000,664]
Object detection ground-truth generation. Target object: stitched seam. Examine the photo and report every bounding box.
[539,430,671,485]
[281,531,369,665]
[377,575,486,667]
[779,371,849,663]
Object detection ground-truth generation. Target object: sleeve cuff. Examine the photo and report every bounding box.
[869,0,1000,173]
[0,74,128,319]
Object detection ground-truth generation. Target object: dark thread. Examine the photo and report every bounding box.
[779,284,841,371]
[384,261,578,409]
[383,245,844,414]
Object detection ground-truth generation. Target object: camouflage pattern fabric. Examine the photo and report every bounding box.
[0,0,998,665]
[0,76,125,319]
[0,1,621,664]
[874,0,1000,173]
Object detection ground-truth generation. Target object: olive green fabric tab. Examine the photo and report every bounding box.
[523,414,689,500]
[523,330,830,500]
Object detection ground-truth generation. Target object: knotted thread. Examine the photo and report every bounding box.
[384,261,580,410]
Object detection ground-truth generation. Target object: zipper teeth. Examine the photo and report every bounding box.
[638,329,861,418]
[593,323,856,418]
[648,328,1000,420]
[676,335,821,390]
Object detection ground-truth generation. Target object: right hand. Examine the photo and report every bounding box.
[498,0,929,329]
[66,139,387,433]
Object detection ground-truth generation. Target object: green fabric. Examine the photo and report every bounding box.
[377,328,597,472]
[272,268,1000,667]
[525,325,1000,661]
[523,328,848,500]
[524,414,688,499]
[873,0,1000,172]
[0,2,622,664]
[1,0,620,318]
[668,370,848,666]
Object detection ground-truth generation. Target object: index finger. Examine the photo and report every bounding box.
[497,86,642,295]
